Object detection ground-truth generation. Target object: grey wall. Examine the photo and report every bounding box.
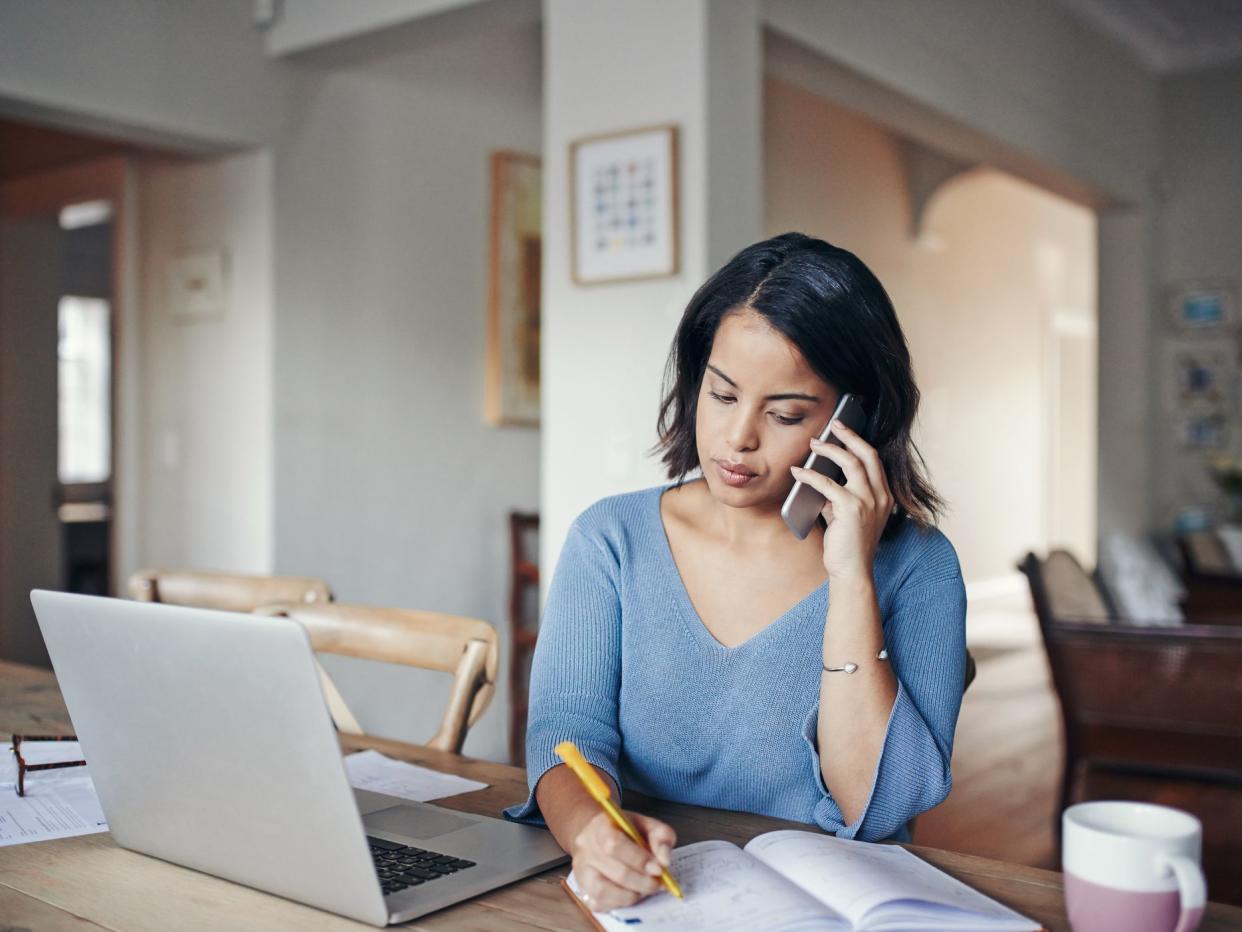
[137,152,275,575]
[0,0,291,149]
[272,22,542,761]
[1152,65,1242,526]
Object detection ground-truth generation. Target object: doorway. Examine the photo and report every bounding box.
[58,206,116,598]
[0,121,136,667]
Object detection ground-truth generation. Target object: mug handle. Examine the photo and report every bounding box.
[1158,853,1206,932]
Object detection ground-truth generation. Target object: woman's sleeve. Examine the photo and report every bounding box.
[799,568,967,842]
[503,519,624,825]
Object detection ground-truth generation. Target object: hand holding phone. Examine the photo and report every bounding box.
[780,394,869,540]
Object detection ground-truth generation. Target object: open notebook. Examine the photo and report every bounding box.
[564,830,1042,931]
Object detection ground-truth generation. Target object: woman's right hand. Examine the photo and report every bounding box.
[570,809,677,912]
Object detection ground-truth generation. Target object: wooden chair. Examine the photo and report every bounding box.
[127,569,332,612]
[1018,550,1242,838]
[507,512,540,766]
[258,602,499,755]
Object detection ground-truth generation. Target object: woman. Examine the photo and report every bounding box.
[504,233,967,912]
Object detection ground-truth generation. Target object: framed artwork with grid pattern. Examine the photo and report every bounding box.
[570,124,678,285]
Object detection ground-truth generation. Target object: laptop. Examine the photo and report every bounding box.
[30,590,567,926]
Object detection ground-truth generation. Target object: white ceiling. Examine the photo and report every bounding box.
[1058,0,1242,72]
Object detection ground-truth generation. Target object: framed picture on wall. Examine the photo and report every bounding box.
[1166,280,1237,331]
[1161,336,1235,415]
[486,151,542,427]
[570,124,679,285]
[1174,412,1227,450]
[167,250,228,320]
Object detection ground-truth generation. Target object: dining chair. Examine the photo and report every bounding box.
[127,568,333,612]
[507,511,540,766]
[256,602,499,755]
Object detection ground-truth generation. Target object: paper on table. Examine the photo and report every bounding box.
[344,750,488,802]
[0,741,108,847]
[0,744,487,848]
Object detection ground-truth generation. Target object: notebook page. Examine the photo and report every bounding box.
[744,831,1038,930]
[567,839,849,931]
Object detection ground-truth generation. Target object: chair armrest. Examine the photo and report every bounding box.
[1049,617,1242,641]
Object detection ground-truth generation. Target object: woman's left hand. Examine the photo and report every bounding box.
[791,420,894,583]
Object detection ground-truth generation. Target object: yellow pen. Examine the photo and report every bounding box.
[555,741,683,900]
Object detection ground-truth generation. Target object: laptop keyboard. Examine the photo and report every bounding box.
[367,836,477,896]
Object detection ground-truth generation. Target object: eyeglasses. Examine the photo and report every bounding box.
[10,734,85,797]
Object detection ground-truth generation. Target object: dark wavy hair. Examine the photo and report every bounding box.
[654,232,946,533]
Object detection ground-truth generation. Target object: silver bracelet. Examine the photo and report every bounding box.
[823,648,887,675]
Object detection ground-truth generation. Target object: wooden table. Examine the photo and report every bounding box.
[3,659,1241,931]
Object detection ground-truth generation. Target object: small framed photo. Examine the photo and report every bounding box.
[1167,280,1237,331]
[167,251,228,321]
[1175,413,1227,450]
[571,124,678,285]
[1161,337,1236,414]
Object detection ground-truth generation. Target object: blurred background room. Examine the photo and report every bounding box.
[1,0,1240,905]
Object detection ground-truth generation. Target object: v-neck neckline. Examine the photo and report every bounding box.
[652,482,828,654]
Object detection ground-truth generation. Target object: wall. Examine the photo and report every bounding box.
[1153,64,1242,526]
[764,78,1096,582]
[136,151,275,573]
[271,21,543,761]
[0,0,291,149]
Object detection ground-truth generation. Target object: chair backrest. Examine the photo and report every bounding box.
[1019,551,1242,776]
[1179,530,1235,576]
[258,602,499,755]
[1035,549,1112,624]
[128,569,332,612]
[1174,532,1242,625]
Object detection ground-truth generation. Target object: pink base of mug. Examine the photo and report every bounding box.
[1066,872,1204,932]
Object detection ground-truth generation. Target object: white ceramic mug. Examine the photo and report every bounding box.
[1063,801,1206,932]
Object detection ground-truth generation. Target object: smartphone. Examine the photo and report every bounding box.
[781,393,869,540]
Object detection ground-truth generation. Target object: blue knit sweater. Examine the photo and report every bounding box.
[504,483,967,843]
